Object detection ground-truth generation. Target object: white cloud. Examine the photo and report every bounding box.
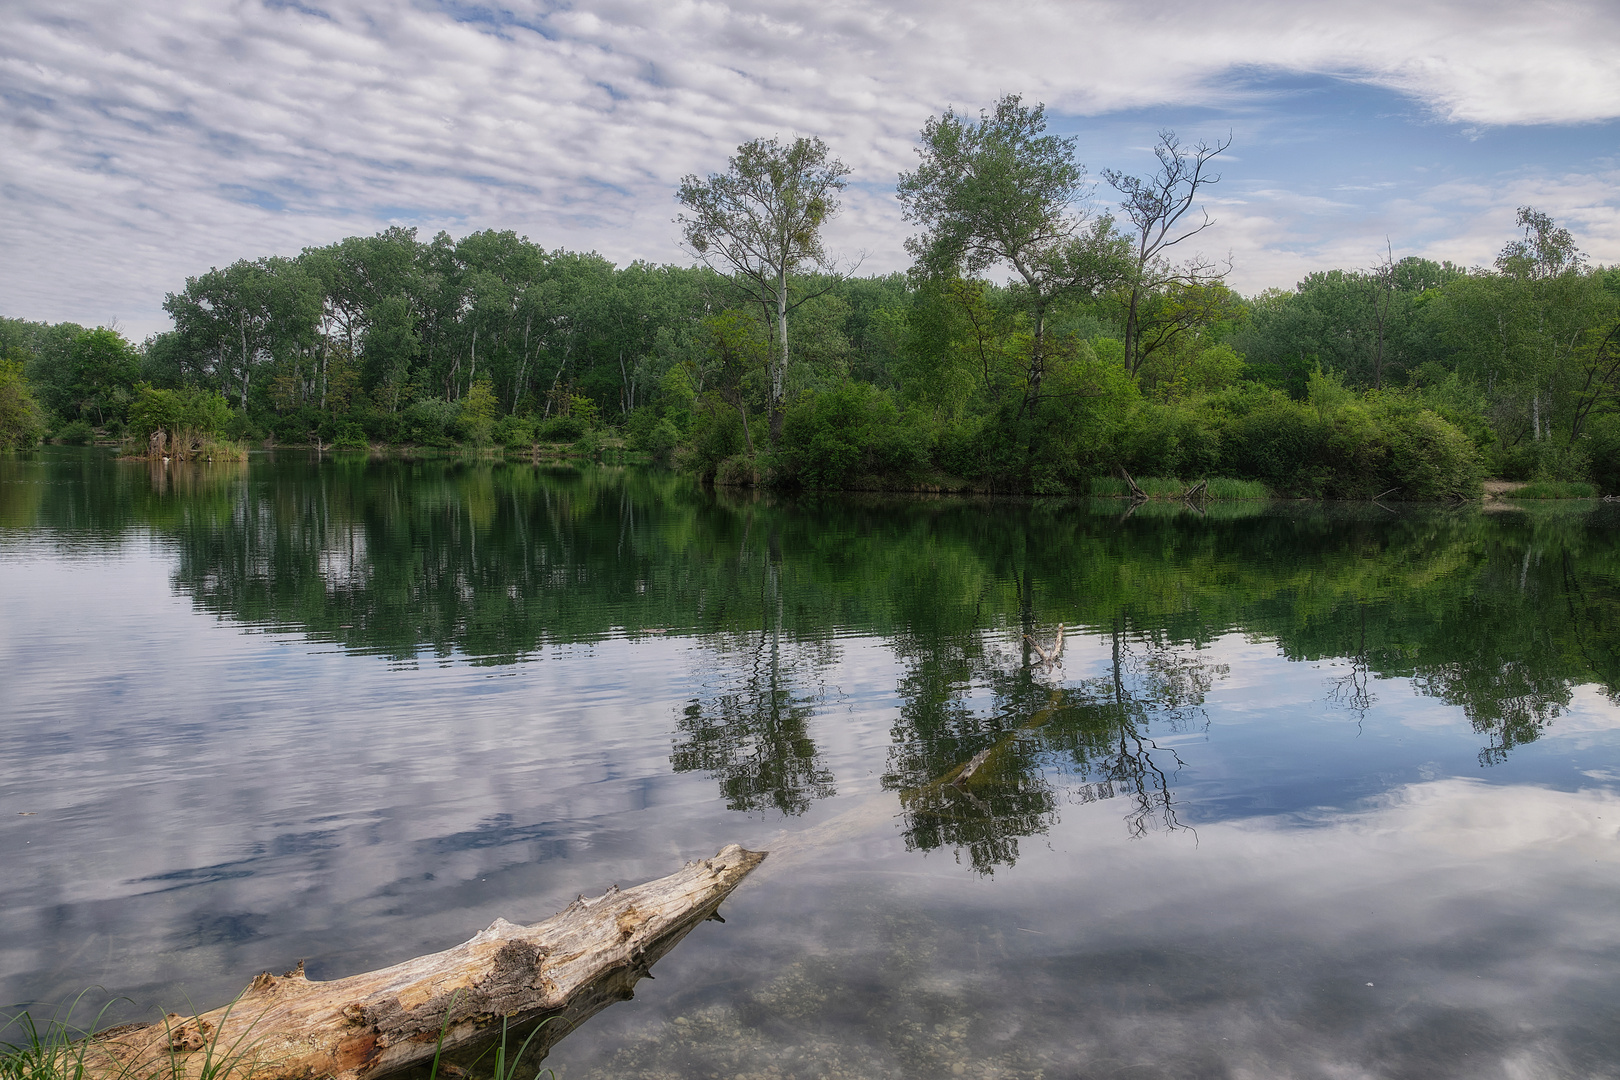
[3,0,1619,335]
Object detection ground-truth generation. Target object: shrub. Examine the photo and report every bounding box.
[1587,414,1620,496]
[572,428,603,459]
[128,384,233,459]
[1369,402,1483,499]
[679,407,747,482]
[55,419,94,445]
[1220,402,1332,496]
[538,414,587,443]
[645,418,681,464]
[775,382,931,489]
[358,407,404,444]
[331,422,368,450]
[714,454,759,486]
[493,414,536,449]
[402,398,461,446]
[271,406,321,444]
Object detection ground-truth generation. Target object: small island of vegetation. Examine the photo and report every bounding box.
[4,96,1617,501]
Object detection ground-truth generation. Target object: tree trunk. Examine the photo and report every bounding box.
[240,315,251,409]
[75,846,765,1080]
[772,267,788,445]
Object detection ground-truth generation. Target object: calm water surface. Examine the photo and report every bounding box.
[3,448,1620,1079]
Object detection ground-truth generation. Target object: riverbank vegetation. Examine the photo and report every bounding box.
[3,96,1617,497]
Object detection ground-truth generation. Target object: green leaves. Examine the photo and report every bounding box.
[0,359,47,449]
[897,94,1091,284]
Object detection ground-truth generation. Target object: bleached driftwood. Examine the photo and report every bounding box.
[82,845,765,1080]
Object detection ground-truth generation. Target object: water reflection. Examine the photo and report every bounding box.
[557,778,1620,1080]
[887,618,1223,872]
[4,449,1620,1072]
[4,450,1620,790]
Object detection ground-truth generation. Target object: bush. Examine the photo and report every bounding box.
[402,398,461,446]
[538,414,587,443]
[714,454,759,486]
[775,382,931,489]
[1118,404,1221,480]
[128,384,233,459]
[493,414,536,449]
[271,406,321,444]
[645,417,681,464]
[1220,401,1332,496]
[358,407,403,445]
[331,422,368,450]
[1369,402,1484,499]
[55,419,94,445]
[1587,414,1620,496]
[572,428,603,459]
[679,407,747,482]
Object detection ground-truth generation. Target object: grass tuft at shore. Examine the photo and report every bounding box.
[1512,480,1598,499]
[1091,476,1270,500]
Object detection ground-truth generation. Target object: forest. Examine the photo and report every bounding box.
[3,96,1618,498]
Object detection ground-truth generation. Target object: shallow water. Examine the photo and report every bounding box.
[3,448,1619,1078]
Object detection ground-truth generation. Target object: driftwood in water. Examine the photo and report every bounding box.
[1022,623,1064,667]
[1119,467,1147,500]
[1182,479,1207,501]
[81,845,765,1080]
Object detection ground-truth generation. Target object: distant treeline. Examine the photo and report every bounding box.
[2,209,1618,497]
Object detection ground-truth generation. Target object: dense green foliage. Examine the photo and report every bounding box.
[0,360,47,450]
[2,110,1616,494]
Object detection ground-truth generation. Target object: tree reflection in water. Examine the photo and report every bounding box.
[9,451,1620,853]
[886,615,1226,874]
[670,552,838,815]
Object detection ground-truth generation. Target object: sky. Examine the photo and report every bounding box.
[4,0,1620,340]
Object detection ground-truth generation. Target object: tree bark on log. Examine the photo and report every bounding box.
[80,845,766,1080]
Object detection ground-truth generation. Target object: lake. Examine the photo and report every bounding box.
[3,448,1619,1079]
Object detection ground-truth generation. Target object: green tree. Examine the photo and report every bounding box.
[0,359,47,449]
[677,135,851,444]
[897,95,1127,415]
[459,376,498,445]
[128,383,233,459]
[65,327,141,427]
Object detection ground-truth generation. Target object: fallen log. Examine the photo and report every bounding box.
[79,845,765,1080]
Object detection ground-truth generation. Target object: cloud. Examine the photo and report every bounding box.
[3,0,1619,335]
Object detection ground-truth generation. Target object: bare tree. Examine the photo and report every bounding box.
[1104,130,1232,374]
[677,136,850,444]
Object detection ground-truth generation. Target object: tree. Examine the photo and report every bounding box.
[0,359,47,449]
[65,328,141,426]
[1104,130,1231,375]
[700,310,770,456]
[897,94,1127,413]
[677,136,851,443]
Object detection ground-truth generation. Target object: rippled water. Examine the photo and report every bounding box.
[3,448,1620,1078]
